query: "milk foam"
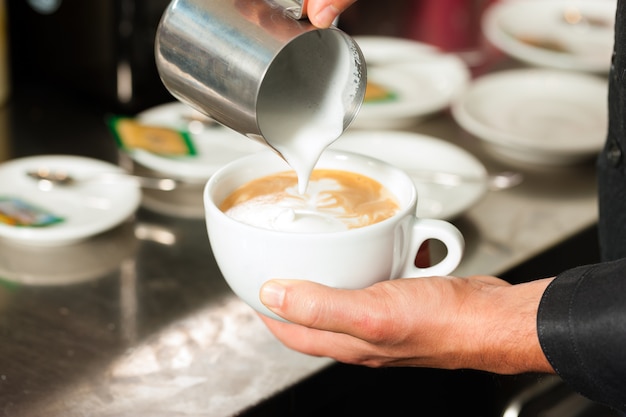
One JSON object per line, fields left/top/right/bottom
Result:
{"left": 225, "top": 200, "right": 349, "bottom": 233}
{"left": 221, "top": 170, "right": 400, "bottom": 233}
{"left": 257, "top": 30, "right": 358, "bottom": 194}
{"left": 225, "top": 178, "right": 349, "bottom": 232}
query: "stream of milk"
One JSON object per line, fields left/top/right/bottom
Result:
{"left": 257, "top": 30, "right": 359, "bottom": 194}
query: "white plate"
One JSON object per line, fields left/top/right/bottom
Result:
{"left": 330, "top": 130, "right": 488, "bottom": 220}
{"left": 353, "top": 35, "right": 441, "bottom": 66}
{"left": 451, "top": 69, "right": 608, "bottom": 166}
{"left": 131, "top": 102, "right": 266, "bottom": 181}
{"left": 482, "top": 0, "right": 616, "bottom": 73}
{"left": 0, "top": 155, "right": 141, "bottom": 246}
{"left": 351, "top": 36, "right": 470, "bottom": 129}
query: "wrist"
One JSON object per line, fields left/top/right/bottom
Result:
{"left": 465, "top": 277, "right": 556, "bottom": 375}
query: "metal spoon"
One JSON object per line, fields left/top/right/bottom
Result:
{"left": 407, "top": 170, "right": 523, "bottom": 191}
{"left": 26, "top": 168, "right": 196, "bottom": 191}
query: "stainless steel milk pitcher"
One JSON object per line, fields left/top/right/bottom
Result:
{"left": 155, "top": 0, "right": 366, "bottom": 149}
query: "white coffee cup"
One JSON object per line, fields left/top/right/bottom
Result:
{"left": 204, "top": 150, "right": 464, "bottom": 319}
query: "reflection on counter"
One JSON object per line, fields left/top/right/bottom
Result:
{"left": 0, "top": 221, "right": 138, "bottom": 286}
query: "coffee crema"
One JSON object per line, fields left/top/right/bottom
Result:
{"left": 220, "top": 169, "right": 400, "bottom": 233}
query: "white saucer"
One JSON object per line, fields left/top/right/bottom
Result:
{"left": 353, "top": 35, "right": 441, "bottom": 66}
{"left": 132, "top": 102, "right": 266, "bottom": 181}
{"left": 0, "top": 155, "right": 141, "bottom": 246}
{"left": 451, "top": 69, "right": 608, "bottom": 166}
{"left": 351, "top": 36, "right": 470, "bottom": 129}
{"left": 330, "top": 130, "right": 488, "bottom": 220}
{"left": 482, "top": 0, "right": 616, "bottom": 73}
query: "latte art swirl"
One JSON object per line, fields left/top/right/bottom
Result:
{"left": 220, "top": 169, "right": 400, "bottom": 233}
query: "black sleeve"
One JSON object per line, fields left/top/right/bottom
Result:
{"left": 537, "top": 258, "right": 626, "bottom": 413}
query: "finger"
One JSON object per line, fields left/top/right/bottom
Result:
{"left": 307, "top": 0, "right": 357, "bottom": 28}
{"left": 260, "top": 279, "right": 396, "bottom": 339}
{"left": 259, "top": 313, "right": 377, "bottom": 363}
{"left": 259, "top": 314, "right": 345, "bottom": 355}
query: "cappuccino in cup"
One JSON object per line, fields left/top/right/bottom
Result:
{"left": 204, "top": 150, "right": 464, "bottom": 320}
{"left": 220, "top": 169, "right": 399, "bottom": 233}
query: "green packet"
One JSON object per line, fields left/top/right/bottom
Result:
{"left": 0, "top": 196, "right": 64, "bottom": 227}
{"left": 108, "top": 116, "right": 197, "bottom": 157}
{"left": 364, "top": 81, "right": 398, "bottom": 104}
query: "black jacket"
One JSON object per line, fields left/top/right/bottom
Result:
{"left": 537, "top": 0, "right": 626, "bottom": 412}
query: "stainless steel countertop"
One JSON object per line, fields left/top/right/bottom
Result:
{"left": 0, "top": 74, "right": 600, "bottom": 416}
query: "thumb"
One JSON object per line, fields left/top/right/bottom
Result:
{"left": 260, "top": 279, "right": 370, "bottom": 333}
{"left": 306, "top": 0, "right": 357, "bottom": 28}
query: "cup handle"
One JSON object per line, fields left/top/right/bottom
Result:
{"left": 399, "top": 218, "right": 464, "bottom": 278}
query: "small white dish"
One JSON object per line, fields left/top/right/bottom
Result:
{"left": 131, "top": 102, "right": 266, "bottom": 181}
{"left": 353, "top": 35, "right": 441, "bottom": 66}
{"left": 351, "top": 36, "right": 470, "bottom": 129}
{"left": 451, "top": 69, "right": 608, "bottom": 166}
{"left": 482, "top": 0, "right": 616, "bottom": 73}
{"left": 330, "top": 130, "right": 488, "bottom": 220}
{"left": 0, "top": 155, "right": 141, "bottom": 246}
